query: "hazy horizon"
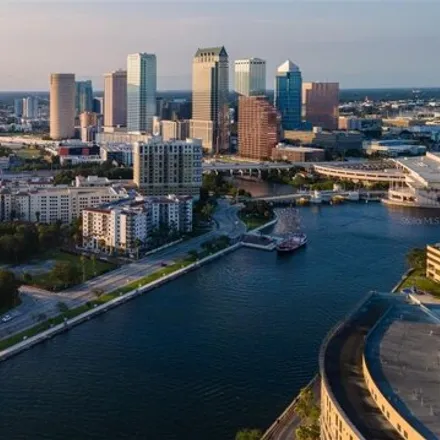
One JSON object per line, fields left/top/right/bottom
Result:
{"left": 1, "top": 1, "right": 439, "bottom": 91}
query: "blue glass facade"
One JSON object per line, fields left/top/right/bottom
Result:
{"left": 275, "top": 67, "right": 302, "bottom": 130}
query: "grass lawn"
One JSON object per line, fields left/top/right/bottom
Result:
{"left": 16, "top": 148, "right": 41, "bottom": 159}
{"left": 0, "top": 315, "right": 65, "bottom": 351}
{"left": 238, "top": 212, "right": 273, "bottom": 231}
{"left": 31, "top": 251, "right": 116, "bottom": 291}
{"left": 399, "top": 268, "right": 440, "bottom": 298}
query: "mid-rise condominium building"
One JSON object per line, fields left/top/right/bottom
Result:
{"left": 50, "top": 73, "right": 76, "bottom": 140}
{"left": 238, "top": 96, "right": 280, "bottom": 160}
{"left": 302, "top": 82, "right": 339, "bottom": 130}
{"left": 133, "top": 137, "right": 202, "bottom": 198}
{"left": 275, "top": 60, "right": 302, "bottom": 131}
{"left": 104, "top": 70, "right": 127, "bottom": 128}
{"left": 190, "top": 46, "right": 229, "bottom": 153}
{"left": 82, "top": 195, "right": 193, "bottom": 255}
{"left": 127, "top": 53, "right": 157, "bottom": 133}
{"left": 234, "top": 58, "right": 266, "bottom": 97}
{"left": 0, "top": 185, "right": 129, "bottom": 224}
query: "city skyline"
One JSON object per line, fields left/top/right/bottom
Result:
{"left": 2, "top": 2, "right": 440, "bottom": 91}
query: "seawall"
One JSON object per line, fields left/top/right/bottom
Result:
{"left": 0, "top": 243, "right": 243, "bottom": 362}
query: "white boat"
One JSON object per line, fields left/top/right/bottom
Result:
{"left": 310, "top": 190, "right": 322, "bottom": 204}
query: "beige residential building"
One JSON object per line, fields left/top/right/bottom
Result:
{"left": 190, "top": 46, "right": 229, "bottom": 153}
{"left": 426, "top": 244, "right": 440, "bottom": 283}
{"left": 104, "top": 70, "right": 127, "bottom": 127}
{"left": 133, "top": 138, "right": 202, "bottom": 198}
{"left": 82, "top": 195, "right": 193, "bottom": 256}
{"left": 161, "top": 120, "right": 190, "bottom": 141}
{"left": 50, "top": 73, "right": 76, "bottom": 140}
{"left": 0, "top": 185, "right": 129, "bottom": 224}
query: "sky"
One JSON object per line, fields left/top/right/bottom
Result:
{"left": 1, "top": 0, "right": 440, "bottom": 91}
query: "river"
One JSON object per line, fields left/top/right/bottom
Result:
{"left": 0, "top": 196, "right": 439, "bottom": 439}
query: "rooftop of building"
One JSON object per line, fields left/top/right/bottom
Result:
{"left": 322, "top": 293, "right": 401, "bottom": 440}
{"left": 365, "top": 301, "right": 440, "bottom": 439}
{"left": 322, "top": 292, "right": 440, "bottom": 440}
{"left": 195, "top": 46, "right": 227, "bottom": 57}
{"left": 394, "top": 152, "right": 440, "bottom": 188}
{"left": 277, "top": 59, "right": 300, "bottom": 74}
{"left": 274, "top": 143, "right": 324, "bottom": 153}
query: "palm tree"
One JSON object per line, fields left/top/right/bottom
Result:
{"left": 80, "top": 255, "right": 86, "bottom": 282}
{"left": 91, "top": 254, "right": 97, "bottom": 276}
{"left": 35, "top": 211, "right": 41, "bottom": 223}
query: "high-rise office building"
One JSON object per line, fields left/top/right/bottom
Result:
{"left": 133, "top": 138, "right": 202, "bottom": 198}
{"left": 50, "top": 73, "right": 76, "bottom": 140}
{"left": 302, "top": 82, "right": 339, "bottom": 130}
{"left": 190, "top": 46, "right": 229, "bottom": 153}
{"left": 234, "top": 58, "right": 266, "bottom": 97}
{"left": 93, "top": 97, "right": 104, "bottom": 115}
{"left": 275, "top": 60, "right": 302, "bottom": 130}
{"left": 22, "top": 97, "right": 38, "bottom": 119}
{"left": 127, "top": 53, "right": 157, "bottom": 133}
{"left": 75, "top": 80, "right": 93, "bottom": 115}
{"left": 14, "top": 99, "right": 23, "bottom": 117}
{"left": 238, "top": 96, "right": 280, "bottom": 160}
{"left": 104, "top": 70, "right": 127, "bottom": 127}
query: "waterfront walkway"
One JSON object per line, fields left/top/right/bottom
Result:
{"left": 0, "top": 200, "right": 247, "bottom": 342}
{"left": 261, "top": 375, "right": 321, "bottom": 440}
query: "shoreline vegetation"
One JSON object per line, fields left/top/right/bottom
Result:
{"left": 238, "top": 201, "right": 274, "bottom": 231}
{"left": 395, "top": 248, "right": 440, "bottom": 298}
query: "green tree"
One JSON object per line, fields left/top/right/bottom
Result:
{"left": 91, "top": 254, "right": 97, "bottom": 276}
{"left": 295, "top": 423, "right": 320, "bottom": 440}
{"left": 296, "top": 388, "right": 320, "bottom": 424}
{"left": 0, "top": 270, "right": 21, "bottom": 309}
{"left": 80, "top": 255, "right": 87, "bottom": 282}
{"left": 51, "top": 261, "right": 80, "bottom": 288}
{"left": 235, "top": 429, "right": 262, "bottom": 440}
{"left": 406, "top": 248, "right": 426, "bottom": 270}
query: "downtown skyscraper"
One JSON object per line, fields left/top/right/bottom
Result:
{"left": 50, "top": 73, "right": 76, "bottom": 140}
{"left": 104, "top": 69, "right": 127, "bottom": 127}
{"left": 302, "top": 82, "right": 339, "bottom": 130}
{"left": 75, "top": 80, "right": 93, "bottom": 115}
{"left": 127, "top": 53, "right": 157, "bottom": 133}
{"left": 190, "top": 46, "right": 229, "bottom": 153}
{"left": 275, "top": 60, "right": 302, "bottom": 131}
{"left": 234, "top": 58, "right": 266, "bottom": 97}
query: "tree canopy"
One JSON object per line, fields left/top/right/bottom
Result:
{"left": 235, "top": 428, "right": 262, "bottom": 440}
{"left": 406, "top": 248, "right": 426, "bottom": 270}
{"left": 0, "top": 270, "right": 21, "bottom": 309}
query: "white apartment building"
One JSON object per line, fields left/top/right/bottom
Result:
{"left": 133, "top": 137, "right": 202, "bottom": 198}
{"left": 234, "top": 58, "right": 266, "bottom": 97}
{"left": 82, "top": 195, "right": 193, "bottom": 255}
{"left": 0, "top": 185, "right": 130, "bottom": 223}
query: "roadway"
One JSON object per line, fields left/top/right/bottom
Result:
{"left": 0, "top": 200, "right": 246, "bottom": 341}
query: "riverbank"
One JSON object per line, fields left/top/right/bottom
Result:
{"left": 0, "top": 204, "right": 437, "bottom": 440}
{"left": 0, "top": 241, "right": 243, "bottom": 360}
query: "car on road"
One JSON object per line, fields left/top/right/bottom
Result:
{"left": 1, "top": 314, "right": 13, "bottom": 323}
{"left": 160, "top": 262, "right": 168, "bottom": 267}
